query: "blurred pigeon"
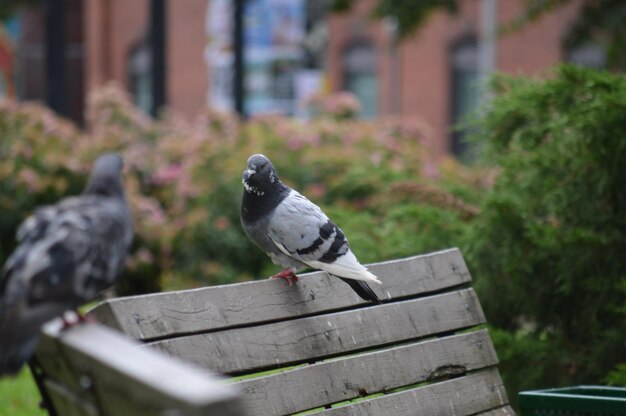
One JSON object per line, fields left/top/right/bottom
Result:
{"left": 240, "top": 154, "right": 381, "bottom": 302}
{"left": 0, "top": 153, "right": 134, "bottom": 376}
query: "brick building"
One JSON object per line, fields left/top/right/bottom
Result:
{"left": 7, "top": 0, "right": 600, "bottom": 158}
{"left": 326, "top": 0, "right": 596, "bottom": 158}
{"left": 84, "top": 0, "right": 207, "bottom": 119}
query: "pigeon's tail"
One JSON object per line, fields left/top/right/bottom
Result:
{"left": 0, "top": 331, "right": 40, "bottom": 377}
{"left": 0, "top": 302, "right": 49, "bottom": 377}
{"left": 338, "top": 277, "right": 381, "bottom": 303}
{"left": 308, "top": 251, "right": 382, "bottom": 285}
{"left": 0, "top": 305, "right": 39, "bottom": 377}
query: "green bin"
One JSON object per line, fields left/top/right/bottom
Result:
{"left": 519, "top": 386, "right": 626, "bottom": 415}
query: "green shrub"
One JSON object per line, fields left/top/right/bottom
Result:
{"left": 607, "top": 364, "right": 626, "bottom": 386}
{"left": 465, "top": 65, "right": 626, "bottom": 399}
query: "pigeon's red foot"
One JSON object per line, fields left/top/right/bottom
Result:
{"left": 61, "top": 317, "right": 73, "bottom": 330}
{"left": 61, "top": 312, "right": 96, "bottom": 330}
{"left": 270, "top": 269, "right": 299, "bottom": 286}
{"left": 77, "top": 314, "right": 97, "bottom": 324}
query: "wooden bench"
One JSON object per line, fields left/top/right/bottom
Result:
{"left": 33, "top": 248, "right": 515, "bottom": 415}
{"left": 31, "top": 321, "right": 243, "bottom": 415}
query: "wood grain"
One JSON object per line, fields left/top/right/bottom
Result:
{"left": 89, "top": 249, "right": 471, "bottom": 341}
{"left": 476, "top": 406, "right": 517, "bottom": 416}
{"left": 237, "top": 330, "right": 498, "bottom": 415}
{"left": 43, "top": 379, "right": 98, "bottom": 416}
{"left": 149, "top": 288, "right": 486, "bottom": 374}
{"left": 32, "top": 249, "right": 517, "bottom": 416}
{"left": 34, "top": 322, "right": 244, "bottom": 416}
{"left": 317, "top": 369, "right": 509, "bottom": 416}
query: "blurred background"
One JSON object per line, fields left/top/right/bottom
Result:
{"left": 1, "top": 0, "right": 626, "bottom": 413}
{"left": 0, "top": 0, "right": 611, "bottom": 156}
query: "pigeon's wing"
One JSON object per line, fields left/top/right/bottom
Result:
{"left": 267, "top": 191, "right": 381, "bottom": 285}
{"left": 0, "top": 195, "right": 132, "bottom": 376}
{"left": 3, "top": 195, "right": 131, "bottom": 307}
{"left": 0, "top": 200, "right": 83, "bottom": 375}
{"left": 49, "top": 196, "right": 133, "bottom": 301}
{"left": 267, "top": 191, "right": 334, "bottom": 262}
{"left": 1, "top": 202, "right": 61, "bottom": 303}
{"left": 0, "top": 201, "right": 75, "bottom": 376}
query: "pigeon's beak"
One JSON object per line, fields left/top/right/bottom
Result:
{"left": 242, "top": 169, "right": 255, "bottom": 182}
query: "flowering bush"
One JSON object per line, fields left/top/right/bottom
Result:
{"left": 0, "top": 83, "right": 484, "bottom": 294}
{"left": 306, "top": 91, "right": 362, "bottom": 120}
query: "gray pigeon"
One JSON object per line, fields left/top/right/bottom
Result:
{"left": 0, "top": 153, "right": 133, "bottom": 376}
{"left": 240, "top": 154, "right": 381, "bottom": 302}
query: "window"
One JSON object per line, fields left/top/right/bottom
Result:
{"left": 343, "top": 41, "right": 378, "bottom": 118}
{"left": 129, "top": 40, "right": 152, "bottom": 114}
{"left": 566, "top": 42, "right": 606, "bottom": 69}
{"left": 450, "top": 37, "right": 479, "bottom": 160}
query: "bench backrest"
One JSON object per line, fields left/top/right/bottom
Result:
{"left": 89, "top": 248, "right": 515, "bottom": 415}
{"left": 32, "top": 322, "right": 243, "bottom": 416}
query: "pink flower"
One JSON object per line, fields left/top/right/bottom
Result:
{"left": 136, "top": 248, "right": 154, "bottom": 264}
{"left": 287, "top": 137, "right": 304, "bottom": 150}
{"left": 305, "top": 134, "right": 321, "bottom": 146}
{"left": 152, "top": 164, "right": 183, "bottom": 185}
{"left": 18, "top": 146, "right": 33, "bottom": 160}
{"left": 370, "top": 153, "right": 383, "bottom": 165}
{"left": 18, "top": 168, "right": 41, "bottom": 192}
{"left": 422, "top": 162, "right": 440, "bottom": 180}
{"left": 214, "top": 216, "right": 230, "bottom": 231}
{"left": 306, "top": 91, "right": 362, "bottom": 120}
{"left": 306, "top": 183, "right": 327, "bottom": 199}
{"left": 135, "top": 197, "right": 167, "bottom": 226}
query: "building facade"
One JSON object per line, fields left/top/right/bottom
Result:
{"left": 326, "top": 0, "right": 590, "bottom": 158}
{"left": 84, "top": 0, "right": 208, "bottom": 118}
{"left": 3, "top": 0, "right": 599, "bottom": 158}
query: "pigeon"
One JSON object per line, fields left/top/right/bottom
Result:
{"left": 0, "top": 153, "right": 134, "bottom": 376}
{"left": 240, "top": 154, "right": 382, "bottom": 302}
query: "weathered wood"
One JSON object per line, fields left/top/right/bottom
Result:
{"left": 88, "top": 249, "right": 470, "bottom": 341}
{"left": 317, "top": 369, "right": 508, "bottom": 416}
{"left": 33, "top": 249, "right": 515, "bottom": 416}
{"left": 237, "top": 329, "right": 498, "bottom": 415}
{"left": 43, "top": 379, "right": 98, "bottom": 416}
{"left": 476, "top": 406, "right": 517, "bottom": 416}
{"left": 150, "top": 288, "right": 485, "bottom": 374}
{"left": 35, "top": 322, "right": 244, "bottom": 416}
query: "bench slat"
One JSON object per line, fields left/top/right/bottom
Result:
{"left": 43, "top": 379, "right": 98, "bottom": 416}
{"left": 317, "top": 368, "right": 508, "bottom": 416}
{"left": 89, "top": 249, "right": 470, "bottom": 341}
{"left": 34, "top": 322, "right": 244, "bottom": 416}
{"left": 237, "top": 329, "right": 498, "bottom": 415}
{"left": 150, "top": 288, "right": 485, "bottom": 375}
{"left": 476, "top": 405, "right": 517, "bottom": 415}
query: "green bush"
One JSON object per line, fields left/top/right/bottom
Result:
{"left": 607, "top": 364, "right": 626, "bottom": 386}
{"left": 465, "top": 65, "right": 626, "bottom": 402}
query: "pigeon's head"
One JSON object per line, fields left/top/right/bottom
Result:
{"left": 84, "top": 153, "right": 126, "bottom": 197}
{"left": 242, "top": 154, "right": 280, "bottom": 196}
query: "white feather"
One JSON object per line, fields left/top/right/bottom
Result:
{"left": 272, "top": 235, "right": 381, "bottom": 284}
{"left": 308, "top": 250, "right": 382, "bottom": 285}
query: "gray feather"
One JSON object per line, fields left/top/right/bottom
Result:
{"left": 242, "top": 212, "right": 306, "bottom": 270}
{"left": 0, "top": 153, "right": 133, "bottom": 376}
{"left": 267, "top": 190, "right": 344, "bottom": 264}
